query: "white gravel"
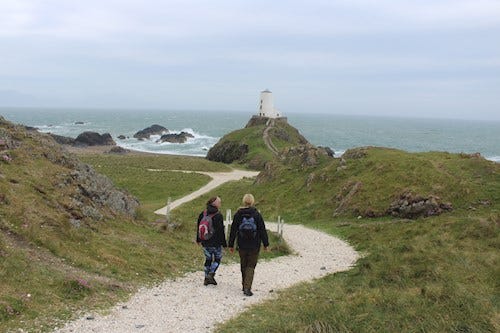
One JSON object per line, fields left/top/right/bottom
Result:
{"left": 54, "top": 223, "right": 359, "bottom": 333}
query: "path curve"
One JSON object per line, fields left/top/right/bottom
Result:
{"left": 154, "top": 169, "right": 260, "bottom": 215}
{"left": 54, "top": 169, "right": 359, "bottom": 333}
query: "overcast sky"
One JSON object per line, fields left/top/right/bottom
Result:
{"left": 1, "top": 0, "right": 499, "bottom": 120}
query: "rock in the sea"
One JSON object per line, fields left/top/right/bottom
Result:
{"left": 206, "top": 141, "right": 249, "bottom": 164}
{"left": 117, "top": 135, "right": 127, "bottom": 140}
{"left": 133, "top": 124, "right": 168, "bottom": 140}
{"left": 75, "top": 132, "right": 116, "bottom": 146}
{"left": 387, "top": 192, "right": 453, "bottom": 218}
{"left": 157, "top": 132, "right": 194, "bottom": 143}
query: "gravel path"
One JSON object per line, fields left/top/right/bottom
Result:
{"left": 154, "top": 169, "right": 260, "bottom": 215}
{"left": 54, "top": 170, "right": 359, "bottom": 333}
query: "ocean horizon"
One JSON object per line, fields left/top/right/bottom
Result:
{"left": 1, "top": 107, "right": 499, "bottom": 162}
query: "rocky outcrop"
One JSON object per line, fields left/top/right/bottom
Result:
{"left": 319, "top": 146, "right": 335, "bottom": 157}
{"left": 157, "top": 132, "right": 194, "bottom": 143}
{"left": 133, "top": 124, "right": 168, "bottom": 140}
{"left": 0, "top": 116, "right": 139, "bottom": 221}
{"left": 75, "top": 132, "right": 116, "bottom": 146}
{"left": 387, "top": 192, "right": 453, "bottom": 218}
{"left": 245, "top": 115, "right": 288, "bottom": 128}
{"left": 206, "top": 141, "right": 249, "bottom": 164}
{"left": 343, "top": 147, "right": 368, "bottom": 159}
{"left": 69, "top": 163, "right": 139, "bottom": 218}
{"left": 280, "top": 144, "right": 332, "bottom": 167}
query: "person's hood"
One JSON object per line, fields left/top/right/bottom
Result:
{"left": 239, "top": 207, "right": 257, "bottom": 215}
{"left": 206, "top": 204, "right": 219, "bottom": 214}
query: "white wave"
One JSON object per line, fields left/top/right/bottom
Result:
{"left": 335, "top": 150, "right": 345, "bottom": 158}
{"left": 486, "top": 156, "right": 500, "bottom": 163}
{"left": 171, "top": 128, "right": 214, "bottom": 139}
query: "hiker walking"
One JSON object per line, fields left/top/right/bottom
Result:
{"left": 197, "top": 196, "right": 227, "bottom": 286}
{"left": 229, "top": 194, "right": 269, "bottom": 296}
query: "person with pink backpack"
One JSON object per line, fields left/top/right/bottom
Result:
{"left": 196, "top": 196, "right": 227, "bottom": 286}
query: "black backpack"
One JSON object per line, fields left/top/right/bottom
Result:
{"left": 239, "top": 214, "right": 257, "bottom": 239}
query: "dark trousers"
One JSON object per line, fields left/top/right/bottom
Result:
{"left": 238, "top": 248, "right": 259, "bottom": 290}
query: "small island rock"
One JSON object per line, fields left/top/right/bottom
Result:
{"left": 133, "top": 124, "right": 168, "bottom": 140}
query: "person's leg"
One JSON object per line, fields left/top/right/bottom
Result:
{"left": 203, "top": 247, "right": 213, "bottom": 285}
{"left": 207, "top": 246, "right": 222, "bottom": 285}
{"left": 243, "top": 249, "right": 259, "bottom": 295}
{"left": 209, "top": 246, "right": 222, "bottom": 273}
{"left": 239, "top": 249, "right": 249, "bottom": 291}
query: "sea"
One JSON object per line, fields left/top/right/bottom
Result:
{"left": 1, "top": 108, "right": 499, "bottom": 162}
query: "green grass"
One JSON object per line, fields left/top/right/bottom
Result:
{"left": 217, "top": 213, "right": 499, "bottom": 333}
{"left": 79, "top": 154, "right": 219, "bottom": 211}
{"left": 210, "top": 149, "right": 500, "bottom": 333}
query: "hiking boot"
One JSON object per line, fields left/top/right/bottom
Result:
{"left": 204, "top": 277, "right": 210, "bottom": 286}
{"left": 208, "top": 272, "right": 217, "bottom": 285}
{"left": 243, "top": 289, "right": 253, "bottom": 296}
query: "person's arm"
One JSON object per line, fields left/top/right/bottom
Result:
{"left": 257, "top": 212, "right": 269, "bottom": 248}
{"left": 196, "top": 212, "right": 203, "bottom": 244}
{"left": 216, "top": 213, "right": 227, "bottom": 247}
{"left": 228, "top": 212, "right": 239, "bottom": 251}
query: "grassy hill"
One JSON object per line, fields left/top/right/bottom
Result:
{"left": 206, "top": 116, "right": 310, "bottom": 169}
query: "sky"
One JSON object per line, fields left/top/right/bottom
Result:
{"left": 0, "top": 0, "right": 499, "bottom": 120}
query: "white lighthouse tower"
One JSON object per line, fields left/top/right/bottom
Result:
{"left": 258, "top": 89, "right": 281, "bottom": 118}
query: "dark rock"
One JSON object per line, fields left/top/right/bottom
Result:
{"left": 74, "top": 121, "right": 85, "bottom": 125}
{"left": 75, "top": 132, "right": 116, "bottom": 146}
{"left": 157, "top": 131, "right": 194, "bottom": 144}
{"left": 133, "top": 124, "right": 168, "bottom": 140}
{"left": 319, "top": 146, "right": 335, "bottom": 157}
{"left": 387, "top": 192, "right": 453, "bottom": 218}
{"left": 24, "top": 126, "right": 38, "bottom": 131}
{"left": 206, "top": 141, "right": 249, "bottom": 164}
{"left": 107, "top": 146, "right": 129, "bottom": 154}
{"left": 117, "top": 135, "right": 127, "bottom": 140}
{"left": 49, "top": 133, "right": 76, "bottom": 145}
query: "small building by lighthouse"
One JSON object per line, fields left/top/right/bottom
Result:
{"left": 258, "top": 89, "right": 282, "bottom": 118}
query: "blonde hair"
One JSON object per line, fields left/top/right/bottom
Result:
{"left": 241, "top": 193, "right": 255, "bottom": 208}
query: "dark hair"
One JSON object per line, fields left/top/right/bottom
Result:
{"left": 206, "top": 196, "right": 218, "bottom": 205}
